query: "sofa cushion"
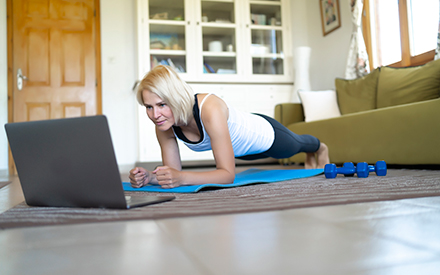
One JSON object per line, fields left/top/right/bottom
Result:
{"left": 377, "top": 58, "right": 440, "bottom": 108}
{"left": 298, "top": 90, "right": 341, "bottom": 122}
{"left": 335, "top": 68, "right": 380, "bottom": 115}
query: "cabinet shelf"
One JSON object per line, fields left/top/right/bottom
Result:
{"left": 201, "top": 22, "right": 236, "bottom": 28}
{"left": 251, "top": 53, "right": 284, "bottom": 59}
{"left": 203, "top": 51, "right": 236, "bottom": 57}
{"left": 250, "top": 25, "right": 283, "bottom": 31}
{"left": 202, "top": 0, "right": 234, "bottom": 3}
{"left": 149, "top": 19, "right": 186, "bottom": 26}
{"left": 150, "top": 49, "right": 186, "bottom": 56}
{"left": 249, "top": 0, "right": 281, "bottom": 6}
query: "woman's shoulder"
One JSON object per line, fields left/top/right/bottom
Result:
{"left": 199, "top": 94, "right": 228, "bottom": 121}
{"left": 199, "top": 93, "right": 227, "bottom": 107}
{"left": 195, "top": 93, "right": 210, "bottom": 102}
{"left": 197, "top": 93, "right": 225, "bottom": 104}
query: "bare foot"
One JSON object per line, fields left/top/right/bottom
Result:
{"left": 305, "top": 153, "right": 317, "bottom": 169}
{"left": 316, "top": 143, "right": 330, "bottom": 168}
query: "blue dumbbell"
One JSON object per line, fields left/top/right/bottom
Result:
{"left": 324, "top": 162, "right": 356, "bottom": 178}
{"left": 356, "top": 161, "right": 387, "bottom": 178}
{"left": 342, "top": 162, "right": 355, "bottom": 177}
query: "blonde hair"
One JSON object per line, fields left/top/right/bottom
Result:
{"left": 136, "top": 65, "right": 195, "bottom": 125}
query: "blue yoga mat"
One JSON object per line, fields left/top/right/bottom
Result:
{"left": 122, "top": 168, "right": 324, "bottom": 193}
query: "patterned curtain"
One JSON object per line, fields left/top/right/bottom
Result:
{"left": 345, "top": 0, "right": 370, "bottom": 79}
{"left": 436, "top": 0, "right": 440, "bottom": 60}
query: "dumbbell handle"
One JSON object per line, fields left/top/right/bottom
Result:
{"left": 338, "top": 167, "right": 356, "bottom": 174}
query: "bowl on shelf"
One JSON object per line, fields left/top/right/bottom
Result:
{"left": 209, "top": 41, "right": 223, "bottom": 52}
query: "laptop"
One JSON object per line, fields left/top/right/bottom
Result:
{"left": 4, "top": 115, "right": 175, "bottom": 209}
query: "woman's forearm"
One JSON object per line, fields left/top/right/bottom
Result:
{"left": 180, "top": 168, "right": 235, "bottom": 185}
{"left": 153, "top": 166, "right": 235, "bottom": 188}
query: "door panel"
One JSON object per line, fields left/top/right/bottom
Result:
{"left": 13, "top": 0, "right": 98, "bottom": 122}
{"left": 27, "top": 28, "right": 51, "bottom": 86}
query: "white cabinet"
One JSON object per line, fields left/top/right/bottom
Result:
{"left": 136, "top": 0, "right": 294, "bottom": 163}
{"left": 136, "top": 0, "right": 293, "bottom": 83}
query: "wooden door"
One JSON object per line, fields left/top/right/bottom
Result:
{"left": 11, "top": 0, "right": 101, "bottom": 122}
{"left": 8, "top": 0, "right": 101, "bottom": 174}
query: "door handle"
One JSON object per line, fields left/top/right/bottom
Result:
{"left": 17, "top": 68, "right": 28, "bottom": 91}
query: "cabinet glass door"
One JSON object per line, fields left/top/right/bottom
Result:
{"left": 249, "top": 0, "right": 284, "bottom": 75}
{"left": 201, "top": 0, "right": 237, "bottom": 74}
{"left": 149, "top": 0, "right": 187, "bottom": 72}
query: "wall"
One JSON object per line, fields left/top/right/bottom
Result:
{"left": 100, "top": 0, "right": 138, "bottom": 173}
{"left": 0, "top": 0, "right": 7, "bottom": 176}
{"left": 306, "top": 0, "right": 352, "bottom": 90}
{"left": 290, "top": 0, "right": 310, "bottom": 49}
{"left": 291, "top": 0, "right": 352, "bottom": 91}
{"left": 0, "top": 0, "right": 353, "bottom": 175}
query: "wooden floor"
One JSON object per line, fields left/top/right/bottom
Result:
{"left": 1, "top": 165, "right": 440, "bottom": 275}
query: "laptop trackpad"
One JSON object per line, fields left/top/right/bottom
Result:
{"left": 125, "top": 195, "right": 175, "bottom": 209}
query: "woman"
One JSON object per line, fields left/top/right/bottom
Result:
{"left": 129, "top": 65, "right": 329, "bottom": 189}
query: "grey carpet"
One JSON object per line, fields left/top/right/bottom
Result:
{"left": 1, "top": 169, "right": 440, "bottom": 229}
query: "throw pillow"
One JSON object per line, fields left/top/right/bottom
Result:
{"left": 298, "top": 90, "right": 341, "bottom": 122}
{"left": 335, "top": 68, "right": 380, "bottom": 115}
{"left": 377, "top": 58, "right": 440, "bottom": 108}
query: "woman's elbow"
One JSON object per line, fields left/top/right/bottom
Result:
{"left": 225, "top": 172, "right": 235, "bottom": 184}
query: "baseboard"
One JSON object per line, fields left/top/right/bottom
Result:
{"left": 0, "top": 169, "right": 8, "bottom": 177}
{"left": 135, "top": 158, "right": 279, "bottom": 171}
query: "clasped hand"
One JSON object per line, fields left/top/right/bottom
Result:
{"left": 129, "top": 166, "right": 183, "bottom": 189}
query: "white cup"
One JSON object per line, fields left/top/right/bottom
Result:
{"left": 209, "top": 41, "right": 223, "bottom": 52}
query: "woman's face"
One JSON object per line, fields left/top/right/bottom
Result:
{"left": 142, "top": 90, "right": 175, "bottom": 131}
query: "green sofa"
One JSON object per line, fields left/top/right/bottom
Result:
{"left": 275, "top": 59, "right": 440, "bottom": 165}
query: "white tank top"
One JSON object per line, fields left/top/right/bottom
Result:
{"left": 173, "top": 94, "right": 274, "bottom": 157}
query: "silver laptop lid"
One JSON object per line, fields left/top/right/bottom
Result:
{"left": 5, "top": 116, "right": 129, "bottom": 208}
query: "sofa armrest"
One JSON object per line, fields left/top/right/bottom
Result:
{"left": 274, "top": 103, "right": 305, "bottom": 126}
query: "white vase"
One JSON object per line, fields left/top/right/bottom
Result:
{"left": 292, "top": 46, "right": 312, "bottom": 102}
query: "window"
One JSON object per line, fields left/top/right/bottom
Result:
{"left": 363, "top": 0, "right": 439, "bottom": 68}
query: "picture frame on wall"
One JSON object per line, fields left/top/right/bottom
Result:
{"left": 319, "top": 0, "right": 341, "bottom": 36}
